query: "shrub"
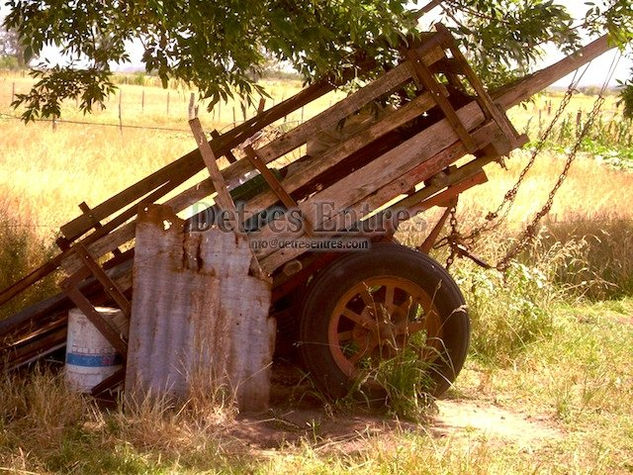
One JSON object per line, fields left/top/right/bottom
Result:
{"left": 0, "top": 210, "right": 57, "bottom": 320}
{"left": 454, "top": 261, "right": 557, "bottom": 366}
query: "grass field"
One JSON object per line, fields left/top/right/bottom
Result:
{"left": 1, "top": 73, "right": 633, "bottom": 473}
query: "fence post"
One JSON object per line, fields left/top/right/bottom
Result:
{"left": 11, "top": 82, "right": 15, "bottom": 104}
{"left": 232, "top": 106, "right": 236, "bottom": 128}
{"left": 166, "top": 91, "right": 170, "bottom": 115}
{"left": 52, "top": 117, "right": 57, "bottom": 131}
{"left": 141, "top": 90, "right": 145, "bottom": 113}
{"left": 118, "top": 91, "right": 123, "bottom": 134}
{"left": 576, "top": 109, "right": 582, "bottom": 137}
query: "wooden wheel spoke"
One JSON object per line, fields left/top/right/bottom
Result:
{"left": 337, "top": 330, "right": 354, "bottom": 342}
{"left": 359, "top": 287, "right": 375, "bottom": 308}
{"left": 341, "top": 308, "right": 376, "bottom": 330}
{"left": 384, "top": 284, "right": 395, "bottom": 309}
{"left": 349, "top": 338, "right": 378, "bottom": 365}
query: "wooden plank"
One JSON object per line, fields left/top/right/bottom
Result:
{"left": 244, "top": 146, "right": 313, "bottom": 236}
{"left": 0, "top": 259, "right": 133, "bottom": 340}
{"left": 61, "top": 285, "right": 128, "bottom": 356}
{"left": 245, "top": 91, "right": 436, "bottom": 212}
{"left": 211, "top": 129, "right": 237, "bottom": 163}
{"left": 435, "top": 23, "right": 521, "bottom": 147}
{"left": 419, "top": 206, "right": 453, "bottom": 253}
{"left": 255, "top": 45, "right": 446, "bottom": 164}
{"left": 60, "top": 80, "right": 335, "bottom": 241}
{"left": 494, "top": 35, "right": 611, "bottom": 109}
{"left": 406, "top": 49, "right": 476, "bottom": 153}
{"left": 253, "top": 102, "right": 494, "bottom": 270}
{"left": 189, "top": 118, "right": 239, "bottom": 215}
{"left": 62, "top": 90, "right": 438, "bottom": 273}
{"left": 78, "top": 202, "right": 123, "bottom": 257}
{"left": 91, "top": 367, "right": 125, "bottom": 396}
{"left": 245, "top": 146, "right": 298, "bottom": 211}
{"left": 73, "top": 243, "right": 132, "bottom": 317}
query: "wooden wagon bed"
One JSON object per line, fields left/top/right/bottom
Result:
{"left": 0, "top": 26, "right": 611, "bottom": 391}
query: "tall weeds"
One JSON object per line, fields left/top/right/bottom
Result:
{"left": 0, "top": 207, "right": 57, "bottom": 320}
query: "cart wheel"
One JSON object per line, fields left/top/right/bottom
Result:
{"left": 298, "top": 243, "right": 469, "bottom": 399}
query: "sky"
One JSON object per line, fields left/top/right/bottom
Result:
{"left": 1, "top": 1, "right": 631, "bottom": 87}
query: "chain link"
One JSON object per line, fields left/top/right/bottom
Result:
{"left": 460, "top": 83, "right": 578, "bottom": 248}
{"left": 495, "top": 94, "right": 606, "bottom": 271}
{"left": 445, "top": 203, "right": 460, "bottom": 270}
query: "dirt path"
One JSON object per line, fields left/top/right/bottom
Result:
{"left": 229, "top": 396, "right": 562, "bottom": 452}
{"left": 433, "top": 399, "right": 562, "bottom": 447}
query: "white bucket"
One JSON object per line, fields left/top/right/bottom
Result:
{"left": 65, "top": 307, "right": 128, "bottom": 392}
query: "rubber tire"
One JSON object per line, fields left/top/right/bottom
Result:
{"left": 298, "top": 243, "right": 469, "bottom": 399}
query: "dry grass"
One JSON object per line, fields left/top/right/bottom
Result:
{"left": 1, "top": 75, "right": 633, "bottom": 473}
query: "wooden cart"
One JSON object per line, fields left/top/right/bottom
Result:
{"left": 0, "top": 27, "right": 612, "bottom": 398}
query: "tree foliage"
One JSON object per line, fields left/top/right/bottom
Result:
{"left": 0, "top": 23, "right": 24, "bottom": 67}
{"left": 2, "top": 0, "right": 633, "bottom": 121}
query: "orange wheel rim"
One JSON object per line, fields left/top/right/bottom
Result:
{"left": 327, "top": 275, "right": 442, "bottom": 377}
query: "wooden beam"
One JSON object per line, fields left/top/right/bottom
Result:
{"left": 435, "top": 23, "right": 521, "bottom": 147}
{"left": 406, "top": 49, "right": 477, "bottom": 153}
{"left": 72, "top": 243, "right": 132, "bottom": 318}
{"left": 61, "top": 285, "right": 128, "bottom": 356}
{"left": 494, "top": 35, "right": 612, "bottom": 109}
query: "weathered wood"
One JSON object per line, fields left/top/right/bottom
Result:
{"left": 435, "top": 23, "right": 521, "bottom": 147}
{"left": 494, "top": 35, "right": 611, "bottom": 109}
{"left": 61, "top": 90, "right": 438, "bottom": 274}
{"left": 419, "top": 206, "right": 453, "bottom": 253}
{"left": 61, "top": 286, "right": 128, "bottom": 356}
{"left": 254, "top": 109, "right": 504, "bottom": 271}
{"left": 407, "top": 49, "right": 476, "bottom": 152}
{"left": 126, "top": 205, "right": 274, "bottom": 411}
{"left": 189, "top": 118, "right": 239, "bottom": 215}
{"left": 255, "top": 45, "right": 446, "bottom": 164}
{"left": 60, "top": 80, "right": 336, "bottom": 242}
{"left": 91, "top": 367, "right": 125, "bottom": 396}
{"left": 0, "top": 259, "right": 133, "bottom": 340}
{"left": 73, "top": 243, "right": 132, "bottom": 317}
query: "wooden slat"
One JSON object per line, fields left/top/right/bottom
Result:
{"left": 494, "top": 35, "right": 611, "bottom": 109}
{"left": 255, "top": 44, "right": 447, "bottom": 164}
{"left": 419, "top": 206, "right": 453, "bottom": 253}
{"left": 0, "top": 259, "right": 133, "bottom": 339}
{"left": 91, "top": 368, "right": 125, "bottom": 396}
{"left": 78, "top": 202, "right": 123, "bottom": 257}
{"left": 60, "top": 80, "right": 335, "bottom": 241}
{"left": 406, "top": 49, "right": 476, "bottom": 153}
{"left": 61, "top": 90, "right": 438, "bottom": 274}
{"left": 62, "top": 285, "right": 128, "bottom": 356}
{"left": 435, "top": 23, "right": 521, "bottom": 147}
{"left": 211, "top": 129, "right": 237, "bottom": 163}
{"left": 73, "top": 243, "right": 132, "bottom": 317}
{"left": 244, "top": 146, "right": 314, "bottom": 236}
{"left": 253, "top": 102, "right": 495, "bottom": 269}
{"left": 190, "top": 118, "right": 239, "bottom": 215}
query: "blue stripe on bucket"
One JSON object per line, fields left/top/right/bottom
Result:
{"left": 66, "top": 353, "right": 122, "bottom": 367}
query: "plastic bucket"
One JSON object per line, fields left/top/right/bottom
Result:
{"left": 65, "top": 307, "right": 128, "bottom": 392}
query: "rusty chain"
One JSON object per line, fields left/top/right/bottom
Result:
{"left": 460, "top": 79, "right": 580, "bottom": 248}
{"left": 495, "top": 94, "right": 606, "bottom": 271}
{"left": 436, "top": 61, "right": 615, "bottom": 273}
{"left": 445, "top": 203, "right": 460, "bottom": 270}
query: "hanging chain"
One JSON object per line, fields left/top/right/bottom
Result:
{"left": 445, "top": 203, "right": 460, "bottom": 270}
{"left": 460, "top": 81, "right": 579, "bottom": 248}
{"left": 495, "top": 94, "right": 606, "bottom": 271}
